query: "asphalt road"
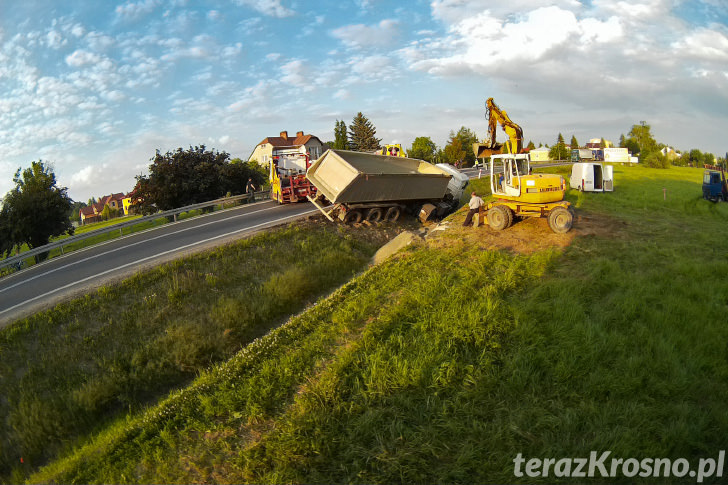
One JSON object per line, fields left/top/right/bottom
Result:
{"left": 0, "top": 200, "right": 318, "bottom": 326}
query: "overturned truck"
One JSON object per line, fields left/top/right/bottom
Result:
{"left": 307, "top": 149, "right": 470, "bottom": 224}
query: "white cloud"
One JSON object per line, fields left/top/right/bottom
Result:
{"left": 222, "top": 42, "right": 243, "bottom": 57}
{"left": 102, "top": 90, "right": 126, "bottom": 102}
{"left": 331, "top": 19, "right": 401, "bottom": 49}
{"left": 280, "top": 59, "right": 313, "bottom": 90}
{"left": 70, "top": 24, "right": 86, "bottom": 37}
{"left": 86, "top": 32, "right": 115, "bottom": 51}
{"left": 672, "top": 28, "right": 728, "bottom": 61}
{"left": 227, "top": 80, "right": 272, "bottom": 112}
{"left": 46, "top": 30, "right": 65, "bottom": 49}
{"left": 65, "top": 50, "right": 101, "bottom": 67}
{"left": 333, "top": 89, "right": 350, "bottom": 100}
{"left": 233, "top": 0, "right": 294, "bottom": 18}
{"left": 115, "top": 0, "right": 159, "bottom": 20}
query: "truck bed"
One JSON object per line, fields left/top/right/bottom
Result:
{"left": 306, "top": 150, "right": 452, "bottom": 204}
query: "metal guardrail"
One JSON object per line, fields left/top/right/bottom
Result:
{"left": 0, "top": 190, "right": 270, "bottom": 273}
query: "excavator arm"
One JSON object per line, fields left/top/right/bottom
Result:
{"left": 473, "top": 98, "right": 524, "bottom": 159}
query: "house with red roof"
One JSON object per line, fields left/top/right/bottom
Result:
{"left": 79, "top": 192, "right": 129, "bottom": 225}
{"left": 247, "top": 130, "right": 326, "bottom": 168}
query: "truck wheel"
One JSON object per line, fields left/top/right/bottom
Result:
{"left": 366, "top": 208, "right": 383, "bottom": 223}
{"left": 385, "top": 206, "right": 401, "bottom": 222}
{"left": 343, "top": 210, "right": 362, "bottom": 224}
{"left": 548, "top": 207, "right": 573, "bottom": 233}
{"left": 487, "top": 206, "right": 510, "bottom": 231}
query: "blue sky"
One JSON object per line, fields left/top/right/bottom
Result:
{"left": 1, "top": 0, "right": 727, "bottom": 202}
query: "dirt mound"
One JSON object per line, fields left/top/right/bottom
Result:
{"left": 426, "top": 208, "right": 627, "bottom": 255}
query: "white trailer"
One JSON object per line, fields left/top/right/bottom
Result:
{"left": 570, "top": 162, "right": 614, "bottom": 192}
{"left": 603, "top": 147, "right": 630, "bottom": 164}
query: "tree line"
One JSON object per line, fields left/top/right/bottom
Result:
{"left": 332, "top": 113, "right": 726, "bottom": 170}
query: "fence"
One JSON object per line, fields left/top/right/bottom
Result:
{"left": 0, "top": 190, "right": 270, "bottom": 273}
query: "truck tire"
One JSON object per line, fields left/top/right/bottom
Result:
{"left": 547, "top": 207, "right": 573, "bottom": 233}
{"left": 366, "top": 208, "right": 383, "bottom": 223}
{"left": 385, "top": 206, "right": 401, "bottom": 222}
{"left": 487, "top": 205, "right": 510, "bottom": 231}
{"left": 343, "top": 210, "right": 362, "bottom": 224}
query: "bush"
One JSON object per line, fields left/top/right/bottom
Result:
{"left": 643, "top": 151, "right": 670, "bottom": 168}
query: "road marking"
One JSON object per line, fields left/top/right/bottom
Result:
{"left": 0, "top": 208, "right": 318, "bottom": 317}
{"left": 0, "top": 203, "right": 297, "bottom": 295}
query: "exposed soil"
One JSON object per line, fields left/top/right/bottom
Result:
{"left": 425, "top": 206, "right": 630, "bottom": 255}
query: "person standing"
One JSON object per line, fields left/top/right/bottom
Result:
{"left": 463, "top": 191, "right": 484, "bottom": 227}
{"left": 246, "top": 178, "right": 257, "bottom": 203}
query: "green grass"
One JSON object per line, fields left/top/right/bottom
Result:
{"left": 17, "top": 165, "right": 728, "bottom": 483}
{"left": 0, "top": 221, "right": 391, "bottom": 483}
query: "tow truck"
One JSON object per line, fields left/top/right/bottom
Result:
{"left": 270, "top": 152, "right": 317, "bottom": 204}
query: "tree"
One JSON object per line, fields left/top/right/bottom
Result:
{"left": 626, "top": 122, "right": 658, "bottom": 162}
{"left": 442, "top": 133, "right": 466, "bottom": 166}
{"left": 549, "top": 133, "right": 569, "bottom": 160}
{"left": 348, "top": 113, "right": 381, "bottom": 151}
{"left": 526, "top": 140, "right": 536, "bottom": 150}
{"left": 408, "top": 136, "right": 437, "bottom": 162}
{"left": 101, "top": 203, "right": 112, "bottom": 221}
{"left": 619, "top": 134, "right": 626, "bottom": 148}
{"left": 332, "top": 120, "right": 349, "bottom": 150}
{"left": 134, "top": 145, "right": 265, "bottom": 213}
{"left": 570, "top": 135, "right": 579, "bottom": 149}
{"left": 0, "top": 160, "right": 74, "bottom": 260}
{"left": 71, "top": 201, "right": 86, "bottom": 222}
{"left": 600, "top": 137, "right": 607, "bottom": 148}
{"left": 452, "top": 126, "right": 479, "bottom": 167}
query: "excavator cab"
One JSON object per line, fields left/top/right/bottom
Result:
{"left": 491, "top": 154, "right": 530, "bottom": 198}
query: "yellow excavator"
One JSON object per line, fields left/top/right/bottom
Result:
{"left": 378, "top": 144, "right": 406, "bottom": 157}
{"left": 472, "top": 98, "right": 573, "bottom": 233}
{"left": 472, "top": 97, "right": 524, "bottom": 159}
{"left": 484, "top": 153, "right": 572, "bottom": 233}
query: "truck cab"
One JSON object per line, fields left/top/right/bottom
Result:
{"left": 703, "top": 169, "right": 727, "bottom": 202}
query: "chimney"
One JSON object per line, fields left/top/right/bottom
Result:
{"left": 280, "top": 131, "right": 288, "bottom": 139}
{"left": 296, "top": 131, "right": 304, "bottom": 137}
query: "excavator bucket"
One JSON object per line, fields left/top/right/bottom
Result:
{"left": 473, "top": 142, "right": 502, "bottom": 159}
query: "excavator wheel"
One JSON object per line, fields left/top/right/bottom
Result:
{"left": 343, "top": 210, "right": 363, "bottom": 224}
{"left": 487, "top": 205, "right": 510, "bottom": 231}
{"left": 502, "top": 206, "right": 514, "bottom": 228}
{"left": 547, "top": 207, "right": 573, "bottom": 234}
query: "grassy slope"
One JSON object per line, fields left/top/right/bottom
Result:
{"left": 0, "top": 222, "right": 391, "bottom": 482}
{"left": 30, "top": 165, "right": 728, "bottom": 483}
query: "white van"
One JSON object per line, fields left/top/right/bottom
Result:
{"left": 570, "top": 163, "right": 614, "bottom": 192}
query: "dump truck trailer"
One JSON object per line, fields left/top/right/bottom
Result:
{"left": 307, "top": 149, "right": 470, "bottom": 224}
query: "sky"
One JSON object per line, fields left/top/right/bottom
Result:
{"left": 1, "top": 0, "right": 727, "bottom": 202}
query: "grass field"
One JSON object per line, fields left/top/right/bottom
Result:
{"left": 8, "top": 164, "right": 728, "bottom": 483}
{"left": 0, "top": 221, "right": 395, "bottom": 483}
